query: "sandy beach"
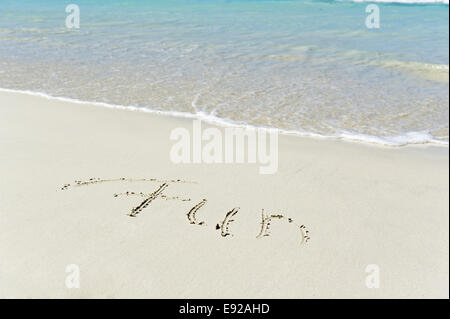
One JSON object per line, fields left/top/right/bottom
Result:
{"left": 0, "top": 89, "right": 448, "bottom": 298}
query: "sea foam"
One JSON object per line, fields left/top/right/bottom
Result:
{"left": 1, "top": 88, "right": 447, "bottom": 147}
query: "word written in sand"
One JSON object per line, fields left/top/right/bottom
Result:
{"left": 216, "top": 207, "right": 240, "bottom": 237}
{"left": 61, "top": 177, "right": 310, "bottom": 245}
{"left": 187, "top": 199, "right": 207, "bottom": 226}
{"left": 256, "top": 209, "right": 310, "bottom": 244}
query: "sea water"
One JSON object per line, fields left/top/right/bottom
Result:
{"left": 0, "top": 0, "right": 448, "bottom": 145}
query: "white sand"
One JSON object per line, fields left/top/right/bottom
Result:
{"left": 0, "top": 90, "right": 448, "bottom": 298}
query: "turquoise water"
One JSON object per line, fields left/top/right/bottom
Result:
{"left": 0, "top": 0, "right": 448, "bottom": 145}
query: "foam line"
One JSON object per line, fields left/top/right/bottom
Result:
{"left": 1, "top": 87, "right": 447, "bottom": 147}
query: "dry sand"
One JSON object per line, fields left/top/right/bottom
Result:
{"left": 0, "top": 89, "right": 448, "bottom": 298}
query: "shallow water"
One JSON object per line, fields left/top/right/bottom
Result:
{"left": 0, "top": 0, "right": 448, "bottom": 145}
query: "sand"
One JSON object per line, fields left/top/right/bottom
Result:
{"left": 0, "top": 89, "right": 448, "bottom": 298}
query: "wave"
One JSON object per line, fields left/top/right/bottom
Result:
{"left": 0, "top": 87, "right": 447, "bottom": 147}
{"left": 336, "top": 0, "right": 449, "bottom": 4}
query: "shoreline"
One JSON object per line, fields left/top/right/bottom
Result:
{"left": 0, "top": 89, "right": 448, "bottom": 298}
{"left": 1, "top": 87, "right": 447, "bottom": 148}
